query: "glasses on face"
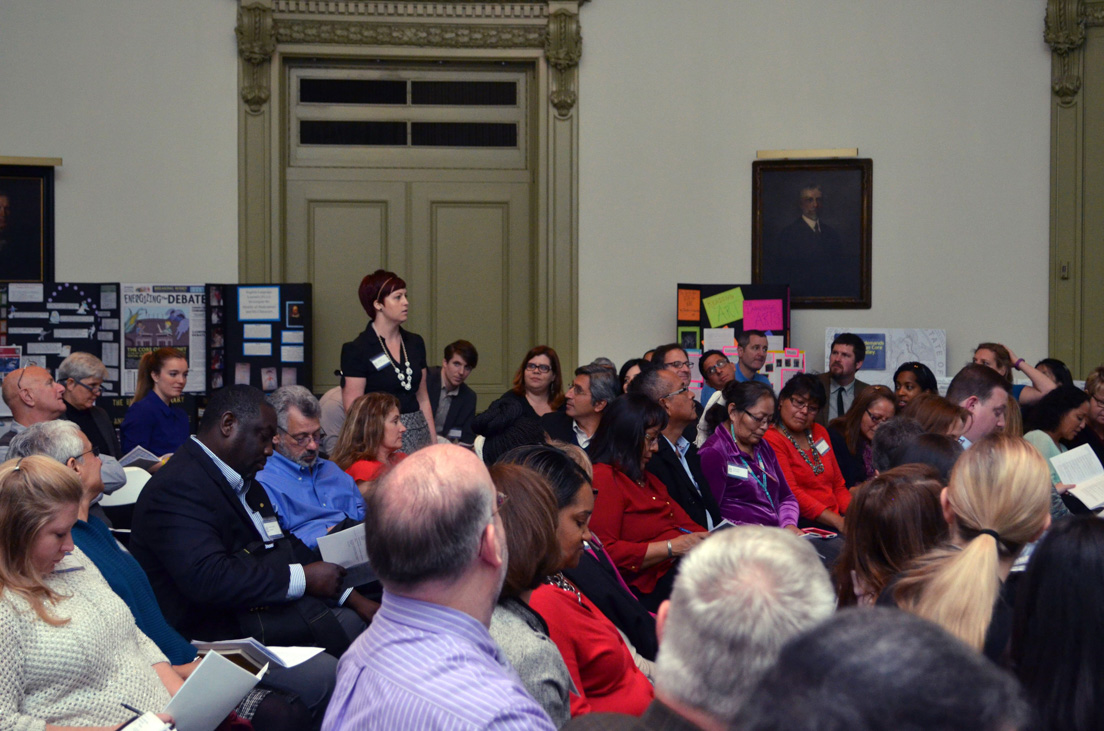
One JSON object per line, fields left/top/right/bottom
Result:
{"left": 1092, "top": 394, "right": 1104, "bottom": 408}
{"left": 664, "top": 360, "right": 691, "bottom": 371}
{"left": 491, "top": 491, "right": 509, "bottom": 517}
{"left": 644, "top": 432, "right": 660, "bottom": 446}
{"left": 663, "top": 386, "right": 689, "bottom": 400}
{"left": 742, "top": 410, "right": 773, "bottom": 427}
{"left": 788, "top": 397, "right": 819, "bottom": 415}
{"left": 865, "top": 410, "right": 891, "bottom": 427}
{"left": 78, "top": 445, "right": 100, "bottom": 459}
{"left": 525, "top": 363, "right": 552, "bottom": 374}
{"left": 704, "top": 358, "right": 731, "bottom": 376}
{"left": 279, "top": 425, "right": 324, "bottom": 447}
{"left": 73, "top": 380, "right": 103, "bottom": 396}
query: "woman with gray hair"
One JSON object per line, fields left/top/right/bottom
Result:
{"left": 58, "top": 351, "right": 122, "bottom": 459}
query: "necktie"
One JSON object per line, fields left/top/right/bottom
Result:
{"left": 836, "top": 386, "right": 845, "bottom": 419}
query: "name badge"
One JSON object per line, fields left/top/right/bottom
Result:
{"left": 727, "top": 464, "right": 749, "bottom": 479}
{"left": 370, "top": 353, "right": 391, "bottom": 371}
{"left": 447, "top": 428, "right": 463, "bottom": 440}
{"left": 262, "top": 517, "right": 284, "bottom": 540}
{"left": 814, "top": 438, "right": 830, "bottom": 455}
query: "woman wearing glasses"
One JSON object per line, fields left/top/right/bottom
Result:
{"left": 763, "top": 373, "right": 850, "bottom": 534}
{"left": 58, "top": 352, "right": 122, "bottom": 459}
{"left": 587, "top": 394, "right": 707, "bottom": 611}
{"left": 119, "top": 347, "right": 190, "bottom": 464}
{"left": 826, "top": 385, "right": 896, "bottom": 488}
{"left": 472, "top": 346, "right": 565, "bottom": 459}
{"left": 698, "top": 380, "right": 802, "bottom": 533}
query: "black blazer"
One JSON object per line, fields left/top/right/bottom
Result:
{"left": 646, "top": 436, "right": 720, "bottom": 529}
{"left": 425, "top": 366, "right": 478, "bottom": 444}
{"left": 540, "top": 410, "right": 582, "bottom": 448}
{"left": 827, "top": 425, "right": 868, "bottom": 488}
{"left": 130, "top": 438, "right": 318, "bottom": 642}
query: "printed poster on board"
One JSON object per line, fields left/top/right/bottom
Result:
{"left": 120, "top": 284, "right": 206, "bottom": 395}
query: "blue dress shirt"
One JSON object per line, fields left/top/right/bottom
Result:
{"left": 256, "top": 450, "right": 366, "bottom": 550}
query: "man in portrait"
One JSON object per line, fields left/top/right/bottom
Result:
{"left": 0, "top": 183, "right": 45, "bottom": 282}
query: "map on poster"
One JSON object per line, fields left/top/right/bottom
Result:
{"left": 121, "top": 284, "right": 207, "bottom": 395}
{"left": 823, "top": 328, "right": 947, "bottom": 386}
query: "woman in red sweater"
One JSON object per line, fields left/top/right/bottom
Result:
{"left": 331, "top": 392, "right": 407, "bottom": 492}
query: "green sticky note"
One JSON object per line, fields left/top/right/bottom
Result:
{"left": 701, "top": 287, "right": 745, "bottom": 328}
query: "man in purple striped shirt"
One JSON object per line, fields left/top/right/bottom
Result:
{"left": 322, "top": 444, "right": 556, "bottom": 730}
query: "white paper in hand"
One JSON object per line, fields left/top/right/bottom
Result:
{"left": 163, "top": 650, "right": 266, "bottom": 731}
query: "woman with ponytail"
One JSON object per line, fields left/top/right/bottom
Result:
{"left": 889, "top": 434, "right": 1052, "bottom": 657}
{"left": 120, "top": 347, "right": 190, "bottom": 463}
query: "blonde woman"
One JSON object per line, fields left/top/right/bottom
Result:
{"left": 331, "top": 392, "right": 407, "bottom": 491}
{"left": 889, "top": 434, "right": 1051, "bottom": 657}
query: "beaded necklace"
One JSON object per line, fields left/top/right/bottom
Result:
{"left": 778, "top": 424, "right": 825, "bottom": 475}
{"left": 543, "top": 572, "right": 584, "bottom": 606}
{"left": 375, "top": 328, "right": 413, "bottom": 391}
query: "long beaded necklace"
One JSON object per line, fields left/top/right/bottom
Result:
{"left": 543, "top": 572, "right": 584, "bottom": 606}
{"left": 375, "top": 329, "right": 413, "bottom": 391}
{"left": 778, "top": 424, "right": 825, "bottom": 475}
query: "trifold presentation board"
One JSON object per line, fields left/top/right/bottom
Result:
{"left": 676, "top": 283, "right": 791, "bottom": 353}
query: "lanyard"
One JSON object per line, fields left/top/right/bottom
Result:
{"left": 729, "top": 423, "right": 776, "bottom": 513}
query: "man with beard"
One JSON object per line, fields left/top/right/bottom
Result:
{"left": 816, "top": 332, "right": 869, "bottom": 426}
{"left": 257, "top": 385, "right": 365, "bottom": 549}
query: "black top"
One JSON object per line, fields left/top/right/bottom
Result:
{"left": 827, "top": 425, "right": 868, "bottom": 488}
{"left": 646, "top": 436, "right": 721, "bottom": 530}
{"left": 63, "top": 400, "right": 123, "bottom": 459}
{"left": 340, "top": 323, "right": 427, "bottom": 413}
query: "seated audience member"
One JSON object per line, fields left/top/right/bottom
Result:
{"left": 426, "top": 339, "right": 479, "bottom": 444}
{"left": 694, "top": 349, "right": 737, "bottom": 446}
{"left": 973, "top": 341, "right": 1056, "bottom": 405}
{"left": 870, "top": 416, "right": 926, "bottom": 474}
{"left": 1011, "top": 516, "right": 1104, "bottom": 731}
{"left": 1066, "top": 364, "right": 1104, "bottom": 462}
{"left": 892, "top": 360, "right": 938, "bottom": 411}
{"left": 833, "top": 465, "right": 948, "bottom": 607}
{"left": 9, "top": 421, "right": 315, "bottom": 730}
{"left": 652, "top": 343, "right": 704, "bottom": 443}
{"left": 632, "top": 368, "right": 721, "bottom": 530}
{"left": 827, "top": 385, "right": 896, "bottom": 487}
{"left": 892, "top": 433, "right": 964, "bottom": 484}
{"left": 591, "top": 357, "right": 617, "bottom": 374}
{"left": 318, "top": 384, "right": 344, "bottom": 456}
{"left": 1035, "top": 357, "right": 1074, "bottom": 388}
{"left": 485, "top": 345, "right": 566, "bottom": 423}
{"left": 0, "top": 364, "right": 67, "bottom": 460}
{"left": 331, "top": 392, "right": 406, "bottom": 487}
{"left": 1004, "top": 396, "right": 1025, "bottom": 438}
{"left": 587, "top": 394, "right": 708, "bottom": 611}
{"left": 543, "top": 364, "right": 618, "bottom": 449}
{"left": 120, "top": 347, "right": 190, "bottom": 461}
{"left": 58, "top": 351, "right": 122, "bottom": 459}
{"left": 501, "top": 444, "right": 660, "bottom": 663}
{"left": 697, "top": 380, "right": 801, "bottom": 533}
{"left": 488, "top": 463, "right": 574, "bottom": 727}
{"left": 618, "top": 358, "right": 653, "bottom": 393}
{"left": 734, "top": 609, "right": 1032, "bottom": 731}
{"left": 1023, "top": 384, "right": 1090, "bottom": 518}
{"left": 763, "top": 374, "right": 850, "bottom": 533}
{"left": 0, "top": 456, "right": 179, "bottom": 730}
{"left": 566, "top": 526, "right": 835, "bottom": 731}
{"left": 129, "top": 385, "right": 368, "bottom": 724}
{"left": 322, "top": 445, "right": 557, "bottom": 731}
{"left": 256, "top": 386, "right": 367, "bottom": 550}
{"left": 946, "top": 363, "right": 1010, "bottom": 447}
{"left": 732, "top": 330, "right": 772, "bottom": 385}
{"left": 816, "top": 332, "right": 870, "bottom": 426}
{"left": 890, "top": 435, "right": 1051, "bottom": 658}
{"left": 902, "top": 392, "right": 970, "bottom": 439}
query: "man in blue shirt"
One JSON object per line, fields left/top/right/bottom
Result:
{"left": 257, "top": 385, "right": 365, "bottom": 550}
{"left": 733, "top": 330, "right": 772, "bottom": 385}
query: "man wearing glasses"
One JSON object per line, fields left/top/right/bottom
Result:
{"left": 653, "top": 343, "right": 704, "bottom": 444}
{"left": 0, "top": 365, "right": 68, "bottom": 460}
{"left": 256, "top": 385, "right": 366, "bottom": 551}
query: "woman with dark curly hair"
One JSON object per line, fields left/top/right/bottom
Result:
{"left": 1023, "top": 384, "right": 1091, "bottom": 518}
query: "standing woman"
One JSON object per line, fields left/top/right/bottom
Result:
{"left": 826, "top": 385, "right": 896, "bottom": 488}
{"left": 120, "top": 347, "right": 190, "bottom": 462}
{"left": 58, "top": 352, "right": 122, "bottom": 459}
{"left": 340, "top": 270, "right": 434, "bottom": 454}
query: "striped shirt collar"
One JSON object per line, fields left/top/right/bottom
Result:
{"left": 190, "top": 435, "right": 245, "bottom": 495}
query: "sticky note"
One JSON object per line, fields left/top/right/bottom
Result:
{"left": 678, "top": 289, "right": 701, "bottom": 322}
{"left": 743, "top": 299, "right": 783, "bottom": 331}
{"left": 701, "top": 287, "right": 745, "bottom": 328}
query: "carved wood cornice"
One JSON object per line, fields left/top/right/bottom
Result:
{"left": 1045, "top": 0, "right": 1086, "bottom": 106}
{"left": 274, "top": 20, "right": 545, "bottom": 48}
{"left": 546, "top": 8, "right": 582, "bottom": 118}
{"left": 272, "top": 1, "right": 549, "bottom": 20}
{"left": 1083, "top": 2, "right": 1104, "bottom": 26}
{"left": 236, "top": 2, "right": 277, "bottom": 115}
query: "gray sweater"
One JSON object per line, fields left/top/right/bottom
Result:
{"left": 490, "top": 596, "right": 573, "bottom": 728}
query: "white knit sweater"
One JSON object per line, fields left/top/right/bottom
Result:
{"left": 0, "top": 547, "right": 171, "bottom": 731}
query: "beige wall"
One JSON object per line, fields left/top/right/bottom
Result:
{"left": 578, "top": 0, "right": 1053, "bottom": 371}
{"left": 0, "top": 1, "right": 1052, "bottom": 372}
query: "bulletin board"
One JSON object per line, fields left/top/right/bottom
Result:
{"left": 207, "top": 284, "right": 312, "bottom": 393}
{"left": 119, "top": 283, "right": 207, "bottom": 396}
{"left": 0, "top": 282, "right": 122, "bottom": 394}
{"left": 676, "top": 283, "right": 791, "bottom": 351}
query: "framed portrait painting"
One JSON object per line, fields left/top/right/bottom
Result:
{"left": 752, "top": 158, "right": 871, "bottom": 309}
{"left": 0, "top": 164, "right": 55, "bottom": 284}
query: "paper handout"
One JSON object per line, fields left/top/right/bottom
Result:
{"left": 191, "top": 637, "right": 324, "bottom": 670}
{"left": 317, "top": 524, "right": 378, "bottom": 587}
{"left": 163, "top": 650, "right": 266, "bottom": 731}
{"left": 1050, "top": 444, "right": 1104, "bottom": 510}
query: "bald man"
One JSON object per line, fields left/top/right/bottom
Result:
{"left": 1, "top": 365, "right": 67, "bottom": 460}
{"left": 323, "top": 445, "right": 555, "bottom": 731}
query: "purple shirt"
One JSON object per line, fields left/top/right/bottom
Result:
{"left": 698, "top": 425, "right": 800, "bottom": 528}
{"left": 322, "top": 592, "right": 556, "bottom": 731}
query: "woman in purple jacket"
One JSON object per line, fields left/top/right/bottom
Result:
{"left": 698, "top": 380, "right": 802, "bottom": 534}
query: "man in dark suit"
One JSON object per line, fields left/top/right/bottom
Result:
{"left": 815, "top": 332, "right": 869, "bottom": 427}
{"left": 541, "top": 364, "right": 619, "bottom": 449}
{"left": 763, "top": 183, "right": 859, "bottom": 300}
{"left": 631, "top": 368, "right": 721, "bottom": 530}
{"left": 425, "top": 339, "right": 479, "bottom": 444}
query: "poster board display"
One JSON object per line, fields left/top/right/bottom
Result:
{"left": 120, "top": 284, "right": 207, "bottom": 396}
{"left": 761, "top": 349, "right": 807, "bottom": 395}
{"left": 206, "top": 284, "right": 312, "bottom": 393}
{"left": 823, "top": 327, "right": 947, "bottom": 388}
{"left": 676, "top": 283, "right": 791, "bottom": 351}
{"left": 0, "top": 282, "right": 122, "bottom": 394}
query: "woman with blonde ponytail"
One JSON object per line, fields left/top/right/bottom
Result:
{"left": 889, "top": 434, "right": 1051, "bottom": 656}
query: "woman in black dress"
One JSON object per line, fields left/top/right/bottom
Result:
{"left": 340, "top": 269, "right": 435, "bottom": 454}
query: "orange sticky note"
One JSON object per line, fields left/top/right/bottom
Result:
{"left": 678, "top": 289, "right": 701, "bottom": 322}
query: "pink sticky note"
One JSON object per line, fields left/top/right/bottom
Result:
{"left": 742, "top": 299, "right": 783, "bottom": 331}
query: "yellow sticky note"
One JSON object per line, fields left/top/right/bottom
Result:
{"left": 701, "top": 287, "right": 745, "bottom": 328}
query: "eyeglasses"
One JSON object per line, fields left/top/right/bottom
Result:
{"left": 664, "top": 360, "right": 691, "bottom": 371}
{"left": 278, "top": 426, "right": 324, "bottom": 447}
{"left": 704, "top": 358, "right": 731, "bottom": 376}
{"left": 865, "top": 410, "right": 891, "bottom": 427}
{"left": 663, "top": 386, "right": 689, "bottom": 400}
{"left": 1092, "top": 394, "right": 1104, "bottom": 408}
{"left": 742, "top": 410, "right": 773, "bottom": 426}
{"left": 788, "top": 397, "right": 819, "bottom": 415}
{"left": 492, "top": 491, "right": 509, "bottom": 516}
{"left": 78, "top": 445, "right": 100, "bottom": 459}
{"left": 72, "top": 380, "right": 103, "bottom": 396}
{"left": 644, "top": 432, "right": 660, "bottom": 446}
{"left": 525, "top": 363, "right": 552, "bottom": 374}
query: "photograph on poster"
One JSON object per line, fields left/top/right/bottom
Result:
{"left": 285, "top": 301, "right": 305, "bottom": 329}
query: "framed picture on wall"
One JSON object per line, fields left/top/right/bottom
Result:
{"left": 0, "top": 163, "right": 55, "bottom": 284}
{"left": 752, "top": 158, "right": 872, "bottom": 309}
